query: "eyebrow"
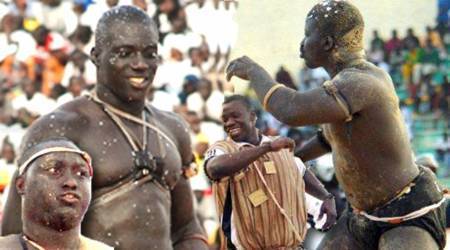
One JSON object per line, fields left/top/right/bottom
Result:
{"left": 113, "top": 43, "right": 158, "bottom": 50}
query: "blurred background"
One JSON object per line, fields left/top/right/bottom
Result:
{"left": 0, "top": 0, "right": 448, "bottom": 249}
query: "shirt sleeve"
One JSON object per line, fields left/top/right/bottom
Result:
{"left": 204, "top": 147, "right": 226, "bottom": 163}
{"left": 294, "top": 157, "right": 307, "bottom": 176}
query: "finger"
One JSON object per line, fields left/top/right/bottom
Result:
{"left": 226, "top": 71, "right": 233, "bottom": 81}
{"left": 226, "top": 63, "right": 235, "bottom": 81}
{"left": 323, "top": 220, "right": 332, "bottom": 230}
{"left": 318, "top": 209, "right": 324, "bottom": 220}
{"left": 225, "top": 60, "right": 235, "bottom": 75}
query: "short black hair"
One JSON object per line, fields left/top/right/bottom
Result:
{"left": 95, "top": 5, "right": 158, "bottom": 48}
{"left": 223, "top": 95, "right": 254, "bottom": 111}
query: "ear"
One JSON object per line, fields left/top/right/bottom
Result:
{"left": 90, "top": 47, "right": 99, "bottom": 66}
{"left": 16, "top": 175, "right": 26, "bottom": 195}
{"left": 322, "top": 36, "right": 335, "bottom": 51}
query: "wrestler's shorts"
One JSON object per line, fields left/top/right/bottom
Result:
{"left": 345, "top": 167, "right": 446, "bottom": 249}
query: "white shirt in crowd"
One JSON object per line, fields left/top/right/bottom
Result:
{"left": 187, "top": 90, "right": 224, "bottom": 122}
{"left": 12, "top": 92, "right": 56, "bottom": 116}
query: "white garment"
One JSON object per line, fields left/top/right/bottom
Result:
{"left": 153, "top": 59, "right": 195, "bottom": 95}
{"left": 186, "top": 90, "right": 224, "bottom": 122}
{"left": 162, "top": 31, "right": 202, "bottom": 59}
{"left": 80, "top": 0, "right": 131, "bottom": 31}
{"left": 61, "top": 60, "right": 97, "bottom": 87}
{"left": 12, "top": 92, "right": 56, "bottom": 116}
{"left": 36, "top": 1, "right": 78, "bottom": 36}
{"left": 150, "top": 90, "right": 180, "bottom": 112}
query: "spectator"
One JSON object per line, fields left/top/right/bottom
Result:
{"left": 368, "top": 30, "right": 385, "bottom": 64}
{"left": 187, "top": 77, "right": 224, "bottom": 123}
{"left": 403, "top": 27, "right": 420, "bottom": 50}
{"left": 56, "top": 75, "right": 86, "bottom": 106}
{"left": 384, "top": 29, "right": 403, "bottom": 61}
{"left": 275, "top": 66, "right": 297, "bottom": 90}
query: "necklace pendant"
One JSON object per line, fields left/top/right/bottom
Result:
{"left": 133, "top": 150, "right": 156, "bottom": 172}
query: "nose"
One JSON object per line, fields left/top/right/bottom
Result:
{"left": 63, "top": 174, "right": 78, "bottom": 190}
{"left": 131, "top": 53, "right": 149, "bottom": 71}
{"left": 225, "top": 118, "right": 235, "bottom": 129}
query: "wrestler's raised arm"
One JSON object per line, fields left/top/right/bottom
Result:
{"left": 226, "top": 56, "right": 377, "bottom": 127}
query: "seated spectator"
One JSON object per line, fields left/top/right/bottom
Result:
{"left": 56, "top": 76, "right": 86, "bottom": 106}
{"left": 162, "top": 8, "right": 202, "bottom": 58}
{"left": 275, "top": 66, "right": 297, "bottom": 90}
{"left": 403, "top": 27, "right": 420, "bottom": 50}
{"left": 0, "top": 139, "right": 112, "bottom": 249}
{"left": 0, "top": 136, "right": 16, "bottom": 193}
{"left": 11, "top": 79, "right": 55, "bottom": 126}
{"left": 384, "top": 29, "right": 403, "bottom": 61}
{"left": 368, "top": 29, "right": 385, "bottom": 63}
{"left": 186, "top": 77, "right": 224, "bottom": 123}
{"left": 147, "top": 85, "right": 180, "bottom": 112}
{"left": 36, "top": 0, "right": 78, "bottom": 36}
{"left": 421, "top": 26, "right": 444, "bottom": 50}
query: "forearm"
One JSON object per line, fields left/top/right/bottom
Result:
{"left": 304, "top": 168, "right": 332, "bottom": 201}
{"left": 295, "top": 135, "right": 331, "bottom": 162}
{"left": 206, "top": 144, "right": 271, "bottom": 180}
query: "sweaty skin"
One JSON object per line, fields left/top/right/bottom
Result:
{"left": 227, "top": 1, "right": 443, "bottom": 249}
{"left": 225, "top": 14, "right": 418, "bottom": 214}
{"left": 2, "top": 6, "right": 206, "bottom": 250}
{"left": 0, "top": 140, "right": 111, "bottom": 250}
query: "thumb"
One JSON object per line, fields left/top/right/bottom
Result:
{"left": 318, "top": 206, "right": 325, "bottom": 220}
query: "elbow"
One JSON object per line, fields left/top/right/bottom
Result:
{"left": 205, "top": 164, "right": 221, "bottom": 181}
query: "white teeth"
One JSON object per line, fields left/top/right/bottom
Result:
{"left": 129, "top": 77, "right": 145, "bottom": 86}
{"left": 230, "top": 128, "right": 240, "bottom": 135}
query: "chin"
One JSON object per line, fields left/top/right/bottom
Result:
{"left": 304, "top": 60, "right": 319, "bottom": 69}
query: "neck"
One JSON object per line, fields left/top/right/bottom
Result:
{"left": 324, "top": 50, "right": 366, "bottom": 78}
{"left": 96, "top": 84, "right": 145, "bottom": 116}
{"left": 23, "top": 221, "right": 81, "bottom": 250}
{"left": 246, "top": 129, "right": 261, "bottom": 146}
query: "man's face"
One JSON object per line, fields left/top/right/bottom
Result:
{"left": 1, "top": 143, "right": 15, "bottom": 163}
{"left": 300, "top": 18, "right": 325, "bottom": 69}
{"left": 69, "top": 77, "right": 85, "bottom": 96}
{"left": 21, "top": 80, "right": 36, "bottom": 98}
{"left": 222, "top": 101, "right": 256, "bottom": 142}
{"left": 20, "top": 152, "right": 91, "bottom": 231}
{"left": 95, "top": 20, "right": 159, "bottom": 102}
{"left": 198, "top": 80, "right": 211, "bottom": 100}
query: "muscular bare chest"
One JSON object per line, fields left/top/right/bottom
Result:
{"left": 77, "top": 111, "right": 182, "bottom": 192}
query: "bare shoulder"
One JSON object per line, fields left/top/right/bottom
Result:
{"left": 18, "top": 97, "right": 96, "bottom": 159}
{"left": 151, "top": 107, "right": 190, "bottom": 139}
{"left": 0, "top": 234, "right": 20, "bottom": 249}
{"left": 338, "top": 61, "right": 393, "bottom": 87}
{"left": 333, "top": 62, "right": 394, "bottom": 111}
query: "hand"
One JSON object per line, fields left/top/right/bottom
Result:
{"left": 226, "top": 56, "right": 260, "bottom": 81}
{"left": 269, "top": 137, "right": 295, "bottom": 152}
{"left": 318, "top": 196, "right": 337, "bottom": 231}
